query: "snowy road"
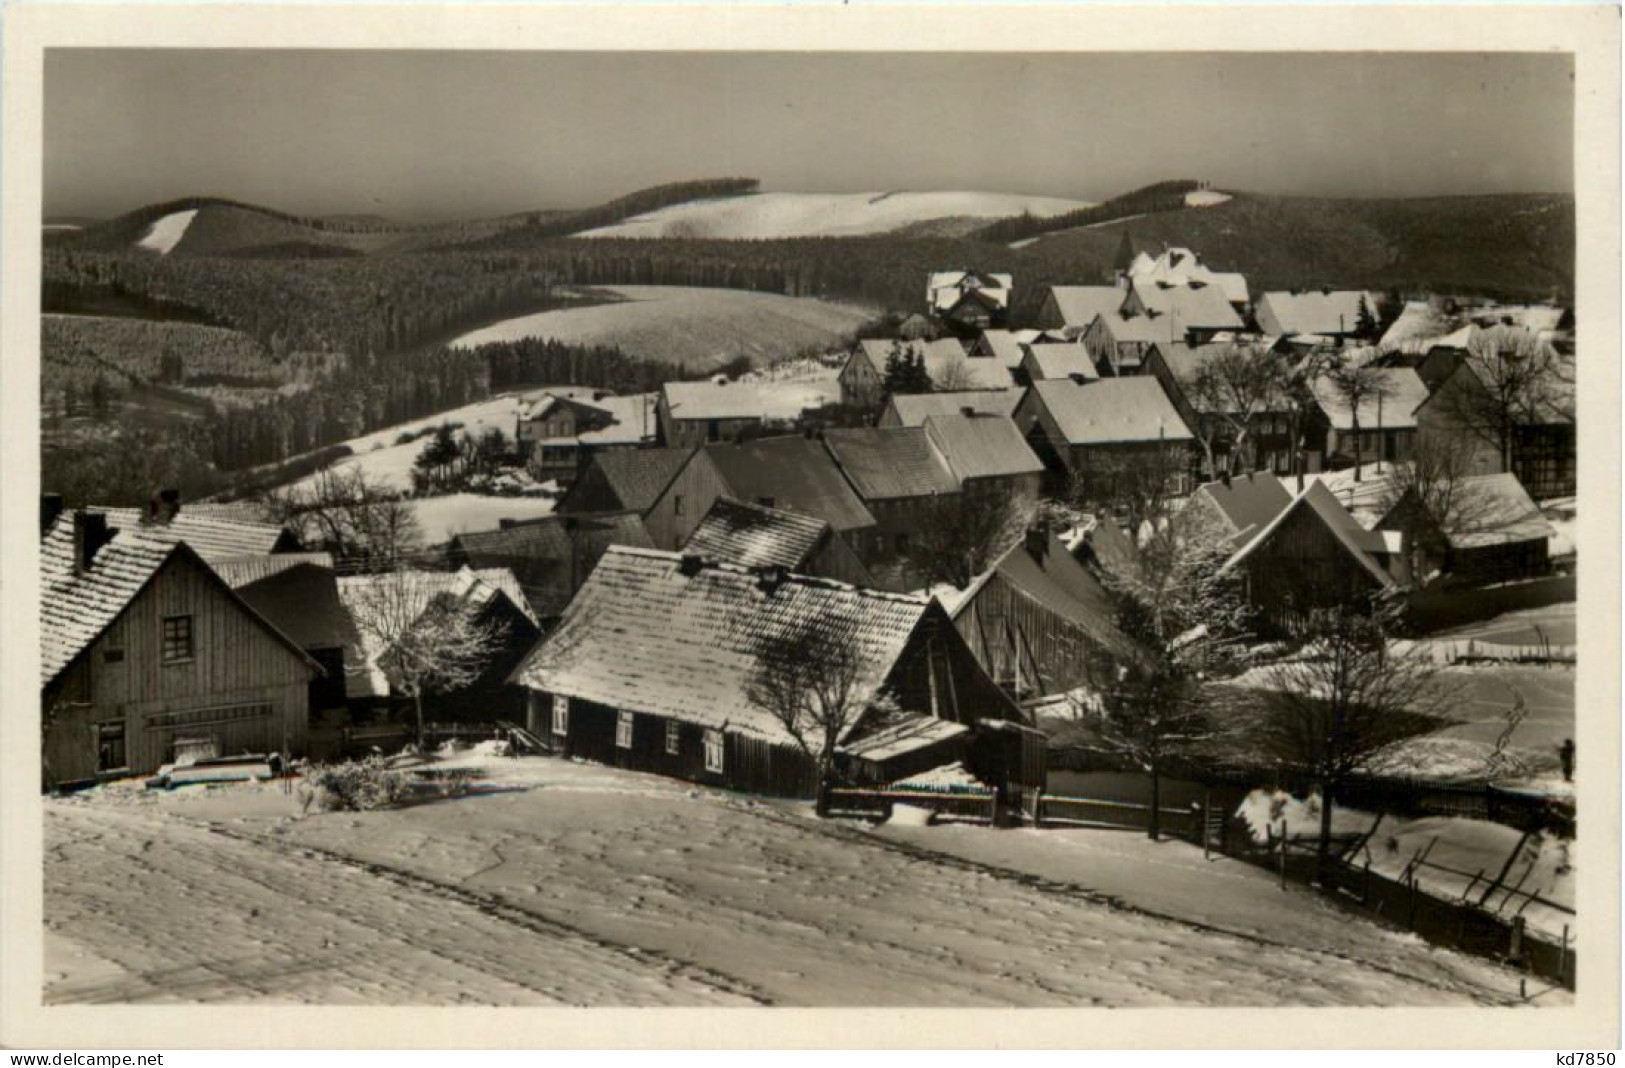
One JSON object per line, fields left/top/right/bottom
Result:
{"left": 45, "top": 761, "right": 1548, "bottom": 1006}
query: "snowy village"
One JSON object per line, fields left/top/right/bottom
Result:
{"left": 31, "top": 48, "right": 1585, "bottom": 1012}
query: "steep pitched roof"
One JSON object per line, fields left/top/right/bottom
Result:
{"left": 1044, "top": 286, "right": 1125, "bottom": 329}
{"left": 1128, "top": 278, "right": 1245, "bottom": 331}
{"left": 1304, "top": 465, "right": 1403, "bottom": 530}
{"left": 1221, "top": 481, "right": 1394, "bottom": 588}
{"left": 922, "top": 414, "right": 1044, "bottom": 482}
{"left": 40, "top": 518, "right": 316, "bottom": 688}
{"left": 1255, "top": 291, "right": 1379, "bottom": 337}
{"left": 823, "top": 426, "right": 960, "bottom": 500}
{"left": 92, "top": 507, "right": 291, "bottom": 563}
{"left": 1310, "top": 366, "right": 1430, "bottom": 430}
{"left": 1190, "top": 474, "right": 1292, "bottom": 541}
{"left": 1030, "top": 377, "right": 1194, "bottom": 445}
{"left": 509, "top": 547, "right": 935, "bottom": 743}
{"left": 210, "top": 552, "right": 335, "bottom": 589}
{"left": 1023, "top": 343, "right": 1100, "bottom": 381}
{"left": 448, "top": 512, "right": 655, "bottom": 618}
{"left": 1093, "top": 309, "right": 1182, "bottom": 347}
{"left": 885, "top": 389, "right": 1025, "bottom": 426}
{"left": 575, "top": 448, "right": 694, "bottom": 513}
{"left": 975, "top": 330, "right": 1030, "bottom": 370}
{"left": 703, "top": 436, "right": 877, "bottom": 532}
{"left": 1438, "top": 473, "right": 1554, "bottom": 549}
{"left": 662, "top": 378, "right": 832, "bottom": 423}
{"left": 682, "top": 497, "right": 832, "bottom": 571}
{"left": 1126, "top": 248, "right": 1249, "bottom": 304}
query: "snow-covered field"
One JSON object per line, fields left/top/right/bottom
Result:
{"left": 449, "top": 285, "right": 876, "bottom": 371}
{"left": 135, "top": 209, "right": 199, "bottom": 254}
{"left": 402, "top": 492, "right": 557, "bottom": 545}
{"left": 44, "top": 757, "right": 1546, "bottom": 1007}
{"left": 576, "top": 191, "right": 1093, "bottom": 240}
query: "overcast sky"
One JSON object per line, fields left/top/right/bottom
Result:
{"left": 45, "top": 50, "right": 1573, "bottom": 221}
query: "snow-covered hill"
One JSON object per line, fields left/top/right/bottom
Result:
{"left": 576, "top": 191, "right": 1093, "bottom": 240}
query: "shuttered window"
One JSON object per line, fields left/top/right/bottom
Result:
{"left": 665, "top": 720, "right": 680, "bottom": 756}
{"left": 552, "top": 696, "right": 570, "bottom": 736}
{"left": 703, "top": 729, "right": 725, "bottom": 774}
{"left": 616, "top": 710, "right": 633, "bottom": 749}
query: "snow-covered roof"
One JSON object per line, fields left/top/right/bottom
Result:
{"left": 1023, "top": 343, "right": 1100, "bottom": 381}
{"left": 1221, "top": 481, "right": 1394, "bottom": 589}
{"left": 838, "top": 716, "right": 970, "bottom": 761}
{"left": 823, "top": 426, "right": 960, "bottom": 500}
{"left": 682, "top": 497, "right": 832, "bottom": 571}
{"left": 884, "top": 389, "right": 1024, "bottom": 426}
{"left": 569, "top": 448, "right": 693, "bottom": 514}
{"left": 922, "top": 413, "right": 1045, "bottom": 482}
{"left": 90, "top": 506, "right": 291, "bottom": 563}
{"left": 210, "top": 552, "right": 335, "bottom": 589}
{"left": 1254, "top": 290, "right": 1379, "bottom": 337}
{"left": 1190, "top": 473, "right": 1292, "bottom": 541}
{"left": 509, "top": 547, "right": 934, "bottom": 743}
{"left": 1125, "top": 248, "right": 1249, "bottom": 305}
{"left": 1043, "top": 286, "right": 1125, "bottom": 330}
{"left": 1128, "top": 278, "right": 1246, "bottom": 331}
{"left": 1030, "top": 377, "right": 1194, "bottom": 445}
{"left": 662, "top": 379, "right": 833, "bottom": 423}
{"left": 857, "top": 337, "right": 1012, "bottom": 391}
{"left": 449, "top": 513, "right": 655, "bottom": 618}
{"left": 1309, "top": 366, "right": 1430, "bottom": 430}
{"left": 1439, "top": 473, "right": 1554, "bottom": 549}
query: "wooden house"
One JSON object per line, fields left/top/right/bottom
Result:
{"left": 336, "top": 566, "right": 542, "bottom": 723}
{"left": 1037, "top": 286, "right": 1125, "bottom": 336}
{"left": 1121, "top": 247, "right": 1249, "bottom": 310}
{"left": 515, "top": 391, "right": 659, "bottom": 482}
{"left": 1220, "top": 481, "right": 1397, "bottom": 635}
{"left": 1081, "top": 310, "right": 1180, "bottom": 376}
{"left": 681, "top": 496, "right": 876, "bottom": 588}
{"left": 555, "top": 447, "right": 694, "bottom": 518}
{"left": 1142, "top": 341, "right": 1296, "bottom": 476}
{"left": 1413, "top": 354, "right": 1576, "bottom": 499}
{"left": 1374, "top": 472, "right": 1552, "bottom": 588}
{"left": 1012, "top": 376, "right": 1195, "bottom": 496}
{"left": 822, "top": 425, "right": 963, "bottom": 571}
{"left": 41, "top": 510, "right": 320, "bottom": 787}
{"left": 447, "top": 512, "right": 656, "bottom": 622}
{"left": 508, "top": 547, "right": 1040, "bottom": 796}
{"left": 1307, "top": 366, "right": 1430, "bottom": 472}
{"left": 644, "top": 435, "right": 879, "bottom": 555}
{"left": 840, "top": 338, "right": 1007, "bottom": 408}
{"left": 212, "top": 552, "right": 352, "bottom": 715}
{"left": 927, "top": 271, "right": 1013, "bottom": 331}
{"left": 658, "top": 377, "right": 839, "bottom": 449}
{"left": 1121, "top": 278, "right": 1246, "bottom": 341}
{"left": 943, "top": 530, "right": 1141, "bottom": 703}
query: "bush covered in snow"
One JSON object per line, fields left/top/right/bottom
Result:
{"left": 299, "top": 757, "right": 411, "bottom": 813}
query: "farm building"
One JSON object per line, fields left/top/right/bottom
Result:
{"left": 41, "top": 510, "right": 320, "bottom": 788}
{"left": 1141, "top": 340, "right": 1296, "bottom": 477}
{"left": 1037, "top": 286, "right": 1125, "bottom": 336}
{"left": 508, "top": 547, "right": 1039, "bottom": 796}
{"left": 1012, "top": 376, "right": 1195, "bottom": 495}
{"left": 681, "top": 496, "right": 876, "bottom": 588}
{"left": 878, "top": 389, "right": 1025, "bottom": 428}
{"left": 1021, "top": 342, "right": 1100, "bottom": 383}
{"left": 336, "top": 566, "right": 541, "bottom": 723}
{"left": 554, "top": 447, "right": 694, "bottom": 517}
{"left": 1183, "top": 472, "right": 1293, "bottom": 549}
{"left": 1253, "top": 290, "right": 1382, "bottom": 340}
{"left": 211, "top": 552, "right": 352, "bottom": 715}
{"left": 644, "top": 435, "right": 878, "bottom": 554}
{"left": 515, "top": 391, "right": 658, "bottom": 481}
{"left": 840, "top": 338, "right": 1008, "bottom": 408}
{"left": 1220, "top": 481, "right": 1397, "bottom": 635}
{"left": 446, "top": 512, "right": 656, "bottom": 621}
{"left": 919, "top": 413, "right": 1045, "bottom": 501}
{"left": 942, "top": 529, "right": 1141, "bottom": 704}
{"left": 1307, "top": 365, "right": 1430, "bottom": 472}
{"left": 658, "top": 377, "right": 839, "bottom": 449}
{"left": 1374, "top": 472, "right": 1553, "bottom": 588}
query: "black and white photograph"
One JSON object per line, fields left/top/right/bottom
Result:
{"left": 1, "top": 3, "right": 1618, "bottom": 1050}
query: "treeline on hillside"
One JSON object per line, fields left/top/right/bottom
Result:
{"left": 469, "top": 178, "right": 761, "bottom": 245}
{"left": 59, "top": 196, "right": 420, "bottom": 251}
{"left": 483, "top": 336, "right": 723, "bottom": 394}
{"left": 973, "top": 180, "right": 1203, "bottom": 244}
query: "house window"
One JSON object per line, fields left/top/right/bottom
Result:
{"left": 161, "top": 616, "right": 194, "bottom": 664}
{"left": 103, "top": 647, "right": 125, "bottom": 664}
{"left": 552, "top": 696, "right": 570, "bottom": 736}
{"left": 703, "top": 729, "right": 725, "bottom": 774}
{"left": 673, "top": 495, "right": 684, "bottom": 517}
{"left": 95, "top": 721, "right": 127, "bottom": 773}
{"left": 616, "top": 710, "right": 634, "bottom": 750}
{"left": 665, "top": 719, "right": 680, "bottom": 756}
{"left": 894, "top": 532, "right": 910, "bottom": 555}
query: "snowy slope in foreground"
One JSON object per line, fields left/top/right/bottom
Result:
{"left": 135, "top": 210, "right": 199, "bottom": 254}
{"left": 45, "top": 759, "right": 1537, "bottom": 1006}
{"left": 578, "top": 191, "right": 1093, "bottom": 240}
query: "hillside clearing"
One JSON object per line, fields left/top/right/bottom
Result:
{"left": 449, "top": 285, "right": 877, "bottom": 371}
{"left": 577, "top": 191, "right": 1093, "bottom": 240}
{"left": 135, "top": 210, "right": 198, "bottom": 254}
{"left": 45, "top": 758, "right": 1541, "bottom": 1007}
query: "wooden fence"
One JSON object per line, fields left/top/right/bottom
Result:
{"left": 821, "top": 785, "right": 998, "bottom": 825}
{"left": 1033, "top": 792, "right": 1201, "bottom": 839}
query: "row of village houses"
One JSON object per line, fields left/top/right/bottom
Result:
{"left": 39, "top": 433, "right": 1557, "bottom": 797}
{"left": 37, "top": 247, "right": 1573, "bottom": 799}
{"left": 515, "top": 249, "right": 1573, "bottom": 502}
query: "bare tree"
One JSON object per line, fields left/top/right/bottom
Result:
{"left": 1068, "top": 443, "right": 1191, "bottom": 547}
{"left": 1430, "top": 325, "right": 1572, "bottom": 473}
{"left": 744, "top": 620, "right": 893, "bottom": 787}
{"left": 346, "top": 570, "right": 509, "bottom": 745}
{"left": 1375, "top": 435, "right": 1500, "bottom": 587}
{"left": 904, "top": 483, "right": 1034, "bottom": 588}
{"left": 1185, "top": 344, "right": 1294, "bottom": 479}
{"left": 265, "top": 466, "right": 422, "bottom": 568}
{"left": 931, "top": 354, "right": 979, "bottom": 392}
{"left": 1245, "top": 601, "right": 1457, "bottom": 883}
{"left": 1082, "top": 504, "right": 1251, "bottom": 839}
{"left": 1314, "top": 348, "right": 1391, "bottom": 482}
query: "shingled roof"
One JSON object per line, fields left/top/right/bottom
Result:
{"left": 1255, "top": 290, "right": 1380, "bottom": 337}
{"left": 210, "top": 552, "right": 335, "bottom": 589}
{"left": 91, "top": 507, "right": 293, "bottom": 563}
{"left": 922, "top": 414, "right": 1044, "bottom": 482}
{"left": 1044, "top": 286, "right": 1126, "bottom": 330}
{"left": 509, "top": 547, "right": 935, "bottom": 743}
{"left": 448, "top": 513, "right": 654, "bottom": 618}
{"left": 823, "top": 427, "right": 960, "bottom": 501}
{"left": 703, "top": 436, "right": 877, "bottom": 533}
{"left": 1030, "top": 377, "right": 1194, "bottom": 445}
{"left": 1221, "top": 481, "right": 1394, "bottom": 589}
{"left": 567, "top": 448, "right": 694, "bottom": 514}
{"left": 40, "top": 516, "right": 315, "bottom": 688}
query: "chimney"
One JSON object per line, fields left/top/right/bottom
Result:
{"left": 144, "top": 488, "right": 181, "bottom": 526}
{"left": 40, "top": 494, "right": 64, "bottom": 535}
{"left": 1023, "top": 516, "right": 1051, "bottom": 561}
{"left": 1068, "top": 372, "right": 1091, "bottom": 385}
{"left": 754, "top": 564, "right": 790, "bottom": 594}
{"left": 72, "top": 511, "right": 111, "bottom": 574}
{"left": 678, "top": 554, "right": 705, "bottom": 577}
